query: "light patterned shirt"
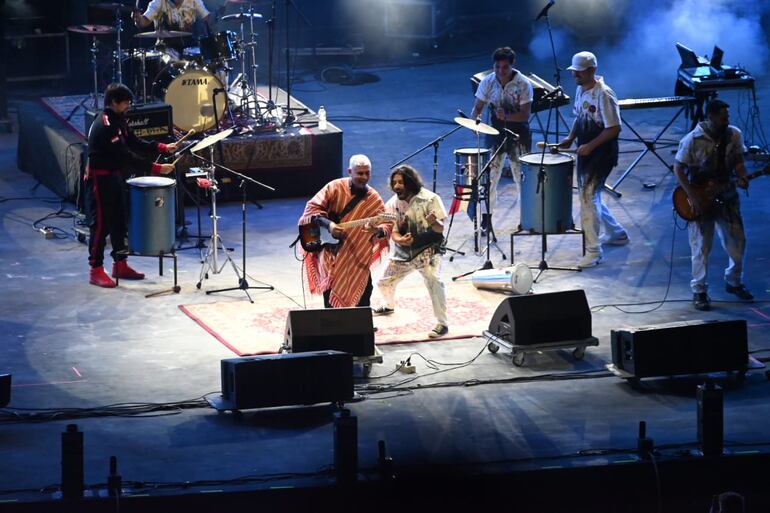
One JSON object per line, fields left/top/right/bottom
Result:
{"left": 475, "top": 69, "right": 533, "bottom": 119}
{"left": 143, "top": 0, "right": 209, "bottom": 30}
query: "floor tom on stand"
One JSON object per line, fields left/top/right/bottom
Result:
{"left": 152, "top": 63, "right": 226, "bottom": 132}
{"left": 453, "top": 148, "right": 489, "bottom": 199}
{"left": 127, "top": 176, "right": 177, "bottom": 256}
{"left": 518, "top": 152, "right": 575, "bottom": 234}
{"left": 121, "top": 49, "right": 166, "bottom": 100}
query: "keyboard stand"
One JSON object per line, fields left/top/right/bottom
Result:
{"left": 605, "top": 103, "right": 690, "bottom": 198}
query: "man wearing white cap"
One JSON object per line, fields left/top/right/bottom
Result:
{"left": 557, "top": 51, "right": 629, "bottom": 268}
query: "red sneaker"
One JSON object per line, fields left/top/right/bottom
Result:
{"left": 111, "top": 260, "right": 145, "bottom": 280}
{"left": 89, "top": 266, "right": 117, "bottom": 288}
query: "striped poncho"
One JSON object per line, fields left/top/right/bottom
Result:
{"left": 299, "top": 178, "right": 390, "bottom": 307}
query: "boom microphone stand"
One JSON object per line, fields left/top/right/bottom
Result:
{"left": 282, "top": 0, "right": 311, "bottom": 126}
{"left": 535, "top": 0, "right": 565, "bottom": 141}
{"left": 192, "top": 152, "right": 276, "bottom": 302}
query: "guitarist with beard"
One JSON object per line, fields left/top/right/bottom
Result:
{"left": 674, "top": 98, "right": 753, "bottom": 311}
{"left": 372, "top": 165, "right": 449, "bottom": 339}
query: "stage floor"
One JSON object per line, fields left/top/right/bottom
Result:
{"left": 2, "top": 52, "right": 770, "bottom": 511}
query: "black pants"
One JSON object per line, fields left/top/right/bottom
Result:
{"left": 86, "top": 172, "right": 128, "bottom": 268}
{"left": 323, "top": 275, "right": 373, "bottom": 308}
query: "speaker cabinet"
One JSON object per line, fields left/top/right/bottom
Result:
{"left": 220, "top": 351, "right": 353, "bottom": 410}
{"left": 611, "top": 319, "right": 748, "bottom": 378}
{"left": 488, "top": 289, "right": 593, "bottom": 345}
{"left": 286, "top": 307, "right": 375, "bottom": 357}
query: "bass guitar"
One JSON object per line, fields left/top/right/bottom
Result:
{"left": 299, "top": 212, "right": 396, "bottom": 252}
{"left": 672, "top": 166, "right": 769, "bottom": 221}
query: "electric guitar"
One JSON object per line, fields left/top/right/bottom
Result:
{"left": 299, "top": 212, "right": 396, "bottom": 252}
{"left": 672, "top": 166, "right": 769, "bottom": 221}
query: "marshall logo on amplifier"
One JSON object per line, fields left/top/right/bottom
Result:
{"left": 125, "top": 103, "right": 173, "bottom": 139}
{"left": 85, "top": 103, "right": 173, "bottom": 140}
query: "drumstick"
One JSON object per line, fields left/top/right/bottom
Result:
{"left": 536, "top": 141, "right": 576, "bottom": 153}
{"left": 176, "top": 128, "right": 197, "bottom": 144}
{"left": 171, "top": 154, "right": 186, "bottom": 166}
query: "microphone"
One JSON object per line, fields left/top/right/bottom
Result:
{"left": 535, "top": 0, "right": 555, "bottom": 21}
{"left": 503, "top": 128, "right": 519, "bottom": 140}
{"left": 542, "top": 86, "right": 563, "bottom": 100}
{"left": 456, "top": 109, "right": 468, "bottom": 119}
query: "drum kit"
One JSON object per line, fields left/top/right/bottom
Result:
{"left": 67, "top": 1, "right": 270, "bottom": 133}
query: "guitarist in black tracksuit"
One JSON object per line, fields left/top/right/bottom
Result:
{"left": 673, "top": 98, "right": 753, "bottom": 311}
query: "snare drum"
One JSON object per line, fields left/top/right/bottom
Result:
{"left": 199, "top": 31, "right": 236, "bottom": 63}
{"left": 454, "top": 147, "right": 490, "bottom": 192}
{"left": 518, "top": 152, "right": 575, "bottom": 234}
{"left": 151, "top": 63, "right": 226, "bottom": 132}
{"left": 126, "top": 176, "right": 176, "bottom": 256}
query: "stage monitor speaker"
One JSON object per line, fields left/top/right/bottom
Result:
{"left": 488, "top": 289, "right": 592, "bottom": 345}
{"left": 286, "top": 307, "right": 375, "bottom": 357}
{"left": 220, "top": 351, "right": 353, "bottom": 410}
{"left": 611, "top": 319, "right": 748, "bottom": 378}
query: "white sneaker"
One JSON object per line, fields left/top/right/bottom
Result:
{"left": 577, "top": 253, "right": 603, "bottom": 269}
{"left": 599, "top": 232, "right": 630, "bottom": 246}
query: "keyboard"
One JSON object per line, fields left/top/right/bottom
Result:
{"left": 618, "top": 96, "right": 695, "bottom": 110}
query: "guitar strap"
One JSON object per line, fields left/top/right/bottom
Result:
{"left": 336, "top": 191, "right": 366, "bottom": 222}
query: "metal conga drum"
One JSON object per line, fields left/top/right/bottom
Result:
{"left": 126, "top": 176, "right": 176, "bottom": 255}
{"left": 453, "top": 148, "right": 489, "bottom": 199}
{"left": 518, "top": 152, "right": 574, "bottom": 234}
{"left": 471, "top": 263, "right": 533, "bottom": 295}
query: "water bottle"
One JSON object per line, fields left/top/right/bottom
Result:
{"left": 318, "top": 105, "right": 328, "bottom": 131}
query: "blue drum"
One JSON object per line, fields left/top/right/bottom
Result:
{"left": 126, "top": 176, "right": 176, "bottom": 255}
{"left": 518, "top": 152, "right": 574, "bottom": 234}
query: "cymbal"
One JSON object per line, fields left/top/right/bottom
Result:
{"left": 92, "top": 2, "right": 136, "bottom": 12}
{"left": 67, "top": 24, "right": 116, "bottom": 35}
{"left": 189, "top": 128, "right": 235, "bottom": 154}
{"left": 221, "top": 12, "right": 263, "bottom": 21}
{"left": 454, "top": 116, "right": 499, "bottom": 136}
{"left": 134, "top": 29, "right": 192, "bottom": 39}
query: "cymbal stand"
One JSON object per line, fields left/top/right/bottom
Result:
{"left": 66, "top": 35, "right": 101, "bottom": 120}
{"left": 112, "top": 8, "right": 124, "bottom": 84}
{"left": 192, "top": 150, "right": 276, "bottom": 302}
{"left": 282, "top": 0, "right": 311, "bottom": 126}
{"left": 195, "top": 146, "right": 236, "bottom": 288}
{"left": 452, "top": 135, "right": 509, "bottom": 280}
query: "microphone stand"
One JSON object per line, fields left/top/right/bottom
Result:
{"left": 537, "top": 0, "right": 564, "bottom": 142}
{"left": 191, "top": 153, "right": 276, "bottom": 302}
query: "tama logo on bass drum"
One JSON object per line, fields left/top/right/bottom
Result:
{"left": 182, "top": 78, "right": 208, "bottom": 86}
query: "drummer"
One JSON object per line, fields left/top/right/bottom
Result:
{"left": 470, "top": 46, "right": 534, "bottom": 236}
{"left": 132, "top": 0, "right": 213, "bottom": 57}
{"left": 85, "top": 83, "right": 177, "bottom": 288}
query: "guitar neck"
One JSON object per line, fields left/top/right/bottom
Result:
{"left": 337, "top": 216, "right": 380, "bottom": 229}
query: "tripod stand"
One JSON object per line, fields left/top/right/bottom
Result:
{"left": 193, "top": 149, "right": 275, "bottom": 302}
{"left": 451, "top": 136, "right": 509, "bottom": 280}
{"left": 65, "top": 27, "right": 112, "bottom": 121}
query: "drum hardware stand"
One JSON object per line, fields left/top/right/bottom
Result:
{"left": 114, "top": 250, "right": 181, "bottom": 297}
{"left": 389, "top": 124, "right": 465, "bottom": 257}
{"left": 510, "top": 96, "right": 582, "bottom": 283}
{"left": 451, "top": 139, "right": 509, "bottom": 281}
{"left": 66, "top": 35, "right": 102, "bottom": 121}
{"left": 280, "top": 0, "right": 312, "bottom": 126}
{"left": 192, "top": 152, "right": 275, "bottom": 302}
{"left": 111, "top": 7, "right": 124, "bottom": 84}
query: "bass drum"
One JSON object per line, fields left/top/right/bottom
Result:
{"left": 151, "top": 63, "right": 226, "bottom": 132}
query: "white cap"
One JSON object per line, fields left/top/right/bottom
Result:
{"left": 567, "top": 51, "right": 598, "bottom": 71}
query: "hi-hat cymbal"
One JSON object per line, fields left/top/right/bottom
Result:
{"left": 454, "top": 116, "right": 499, "bottom": 135}
{"left": 221, "top": 12, "right": 263, "bottom": 21}
{"left": 134, "top": 29, "right": 192, "bottom": 39}
{"left": 67, "top": 24, "right": 116, "bottom": 35}
{"left": 93, "top": 2, "right": 136, "bottom": 13}
{"left": 189, "top": 128, "right": 235, "bottom": 154}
